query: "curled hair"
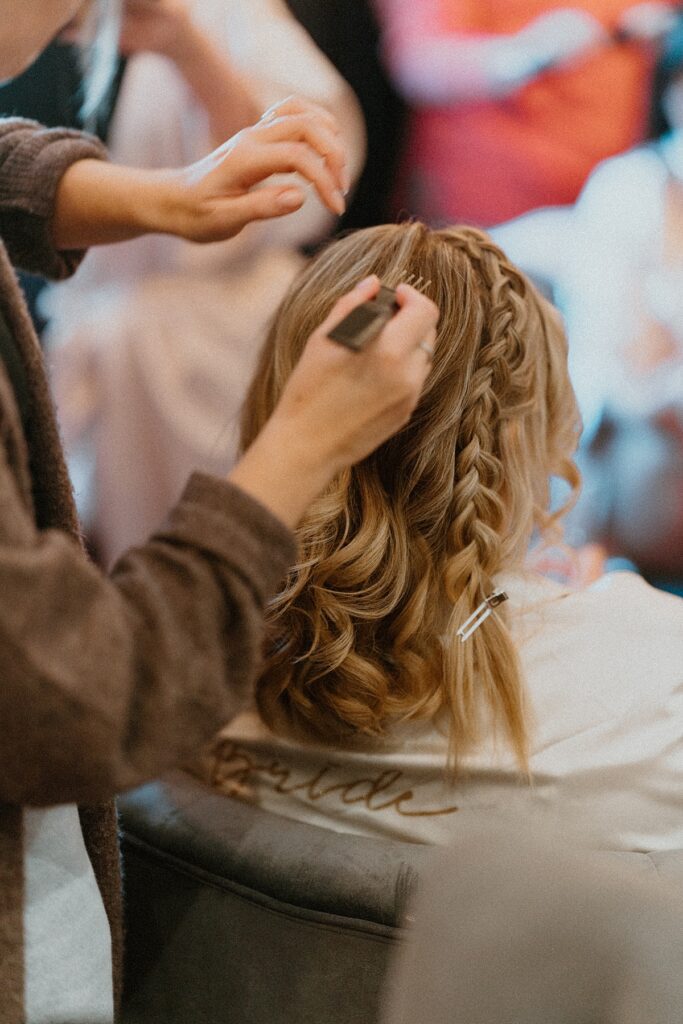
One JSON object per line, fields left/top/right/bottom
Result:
{"left": 242, "top": 223, "right": 581, "bottom": 771}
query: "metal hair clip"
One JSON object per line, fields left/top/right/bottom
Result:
{"left": 456, "top": 589, "right": 508, "bottom": 643}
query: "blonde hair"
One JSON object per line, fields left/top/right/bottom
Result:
{"left": 242, "top": 223, "right": 581, "bottom": 771}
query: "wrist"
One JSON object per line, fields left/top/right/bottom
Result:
{"left": 98, "top": 165, "right": 186, "bottom": 239}
{"left": 138, "top": 168, "right": 191, "bottom": 237}
{"left": 52, "top": 160, "right": 186, "bottom": 249}
{"left": 228, "top": 415, "right": 339, "bottom": 530}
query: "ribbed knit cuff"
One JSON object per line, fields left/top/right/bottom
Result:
{"left": 164, "top": 472, "right": 298, "bottom": 607}
{"left": 0, "top": 119, "right": 107, "bottom": 279}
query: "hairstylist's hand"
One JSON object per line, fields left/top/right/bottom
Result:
{"left": 166, "top": 96, "right": 348, "bottom": 241}
{"left": 52, "top": 96, "right": 348, "bottom": 249}
{"left": 229, "top": 277, "right": 439, "bottom": 529}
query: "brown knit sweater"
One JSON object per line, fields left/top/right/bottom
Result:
{"left": 0, "top": 120, "right": 297, "bottom": 1022}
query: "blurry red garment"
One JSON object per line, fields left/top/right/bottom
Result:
{"left": 380, "top": 0, "right": 654, "bottom": 225}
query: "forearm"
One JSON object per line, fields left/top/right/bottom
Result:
{"left": 50, "top": 158, "right": 179, "bottom": 249}
{"left": 0, "top": 469, "right": 295, "bottom": 807}
{"left": 169, "top": 21, "right": 261, "bottom": 148}
{"left": 0, "top": 119, "right": 108, "bottom": 277}
{"left": 228, "top": 417, "right": 336, "bottom": 531}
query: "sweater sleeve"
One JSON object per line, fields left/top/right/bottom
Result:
{"left": 0, "top": 447, "right": 298, "bottom": 807}
{"left": 0, "top": 118, "right": 107, "bottom": 280}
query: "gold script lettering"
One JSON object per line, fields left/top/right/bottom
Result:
{"left": 210, "top": 741, "right": 458, "bottom": 819}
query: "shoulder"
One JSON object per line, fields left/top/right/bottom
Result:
{"left": 575, "top": 146, "right": 666, "bottom": 238}
{"left": 569, "top": 571, "right": 683, "bottom": 633}
{"left": 518, "top": 569, "right": 683, "bottom": 638}
{"left": 514, "top": 571, "right": 683, "bottom": 711}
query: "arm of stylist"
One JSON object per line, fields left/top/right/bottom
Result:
{"left": 50, "top": 94, "right": 350, "bottom": 247}
{"left": 0, "top": 97, "right": 438, "bottom": 808}
{"left": 61, "top": 0, "right": 262, "bottom": 148}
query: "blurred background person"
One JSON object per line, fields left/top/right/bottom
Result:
{"left": 495, "top": 10, "right": 683, "bottom": 588}
{"left": 42, "top": 0, "right": 365, "bottom": 565}
{"left": 0, "top": 38, "right": 122, "bottom": 329}
{"left": 286, "top": 0, "right": 407, "bottom": 229}
{"left": 373, "top": 0, "right": 676, "bottom": 227}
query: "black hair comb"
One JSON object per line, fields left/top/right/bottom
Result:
{"left": 328, "top": 275, "right": 431, "bottom": 352}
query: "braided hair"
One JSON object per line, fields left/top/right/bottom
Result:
{"left": 241, "top": 223, "right": 581, "bottom": 771}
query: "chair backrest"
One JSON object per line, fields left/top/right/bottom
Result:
{"left": 118, "top": 770, "right": 430, "bottom": 1024}
{"left": 118, "top": 770, "right": 683, "bottom": 1024}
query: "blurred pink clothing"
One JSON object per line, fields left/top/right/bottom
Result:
{"left": 377, "top": 0, "right": 654, "bottom": 225}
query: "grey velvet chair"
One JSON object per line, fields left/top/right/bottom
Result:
{"left": 118, "top": 771, "right": 683, "bottom": 1024}
{"left": 118, "top": 771, "right": 430, "bottom": 1024}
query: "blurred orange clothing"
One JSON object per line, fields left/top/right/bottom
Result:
{"left": 381, "top": 0, "right": 655, "bottom": 226}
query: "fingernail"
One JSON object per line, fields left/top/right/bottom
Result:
{"left": 333, "top": 190, "right": 346, "bottom": 215}
{"left": 277, "top": 188, "right": 303, "bottom": 210}
{"left": 341, "top": 167, "right": 351, "bottom": 193}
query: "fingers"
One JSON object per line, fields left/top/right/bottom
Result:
{"left": 254, "top": 95, "right": 348, "bottom": 207}
{"left": 255, "top": 113, "right": 349, "bottom": 194}
{"left": 416, "top": 326, "right": 438, "bottom": 363}
{"left": 260, "top": 95, "right": 339, "bottom": 136}
{"left": 378, "top": 283, "right": 440, "bottom": 358}
{"left": 317, "top": 276, "right": 381, "bottom": 337}
{"left": 317, "top": 279, "right": 438, "bottom": 370}
{"left": 214, "top": 185, "right": 305, "bottom": 235}
{"left": 199, "top": 94, "right": 349, "bottom": 218}
{"left": 234, "top": 140, "right": 346, "bottom": 215}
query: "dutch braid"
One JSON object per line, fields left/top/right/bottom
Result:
{"left": 441, "top": 230, "right": 533, "bottom": 766}
{"left": 242, "top": 223, "right": 581, "bottom": 770}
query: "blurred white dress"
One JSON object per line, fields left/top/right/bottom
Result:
{"left": 43, "top": 0, "right": 365, "bottom": 564}
{"left": 493, "top": 138, "right": 683, "bottom": 574}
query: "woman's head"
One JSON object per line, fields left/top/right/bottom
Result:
{"left": 244, "top": 223, "right": 581, "bottom": 769}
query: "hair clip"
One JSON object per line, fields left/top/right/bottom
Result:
{"left": 456, "top": 589, "right": 508, "bottom": 643}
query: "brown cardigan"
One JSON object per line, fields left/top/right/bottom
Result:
{"left": 0, "top": 120, "right": 297, "bottom": 1022}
